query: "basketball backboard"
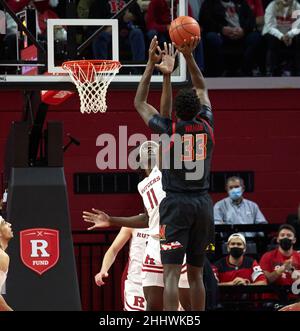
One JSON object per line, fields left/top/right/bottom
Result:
{"left": 0, "top": 0, "right": 299, "bottom": 90}
{"left": 0, "top": 0, "right": 188, "bottom": 90}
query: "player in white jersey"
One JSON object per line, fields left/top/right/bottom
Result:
{"left": 123, "top": 228, "right": 149, "bottom": 311}
{"left": 0, "top": 216, "right": 13, "bottom": 311}
{"left": 93, "top": 226, "right": 148, "bottom": 311}
{"left": 83, "top": 142, "right": 190, "bottom": 311}
{"left": 137, "top": 142, "right": 190, "bottom": 310}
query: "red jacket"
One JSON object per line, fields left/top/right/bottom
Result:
{"left": 146, "top": 0, "right": 193, "bottom": 33}
{"left": 7, "top": 0, "right": 30, "bottom": 12}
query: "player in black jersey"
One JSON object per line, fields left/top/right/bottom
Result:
{"left": 134, "top": 36, "right": 214, "bottom": 311}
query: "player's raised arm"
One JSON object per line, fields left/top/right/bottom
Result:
{"left": 175, "top": 37, "right": 211, "bottom": 108}
{"left": 134, "top": 36, "right": 162, "bottom": 126}
{"left": 83, "top": 209, "right": 148, "bottom": 230}
{"left": 156, "top": 42, "right": 178, "bottom": 119}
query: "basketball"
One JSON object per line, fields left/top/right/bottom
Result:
{"left": 169, "top": 16, "right": 201, "bottom": 46}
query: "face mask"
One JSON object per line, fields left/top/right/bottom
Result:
{"left": 279, "top": 238, "right": 293, "bottom": 251}
{"left": 49, "top": 0, "right": 59, "bottom": 7}
{"left": 229, "top": 247, "right": 244, "bottom": 259}
{"left": 229, "top": 187, "right": 243, "bottom": 201}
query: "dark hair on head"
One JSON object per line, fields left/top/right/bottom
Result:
{"left": 278, "top": 224, "right": 296, "bottom": 236}
{"left": 175, "top": 88, "right": 201, "bottom": 121}
{"left": 226, "top": 176, "right": 245, "bottom": 187}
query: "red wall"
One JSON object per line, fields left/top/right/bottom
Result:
{"left": 1, "top": 88, "right": 300, "bottom": 228}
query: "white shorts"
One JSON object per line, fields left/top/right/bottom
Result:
{"left": 123, "top": 279, "right": 146, "bottom": 311}
{"left": 141, "top": 236, "right": 189, "bottom": 288}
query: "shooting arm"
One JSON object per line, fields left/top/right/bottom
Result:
{"left": 160, "top": 73, "right": 172, "bottom": 118}
{"left": 134, "top": 62, "right": 159, "bottom": 125}
{"left": 185, "top": 53, "right": 211, "bottom": 108}
{"left": 134, "top": 37, "right": 163, "bottom": 126}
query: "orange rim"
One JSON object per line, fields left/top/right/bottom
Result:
{"left": 62, "top": 60, "right": 121, "bottom": 72}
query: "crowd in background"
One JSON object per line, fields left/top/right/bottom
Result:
{"left": 0, "top": 0, "right": 300, "bottom": 76}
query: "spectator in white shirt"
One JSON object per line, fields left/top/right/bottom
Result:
{"left": 262, "top": 0, "right": 300, "bottom": 76}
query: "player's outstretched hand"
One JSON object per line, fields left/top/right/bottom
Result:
{"left": 148, "top": 35, "right": 163, "bottom": 64}
{"left": 155, "top": 42, "right": 178, "bottom": 74}
{"left": 95, "top": 270, "right": 109, "bottom": 286}
{"left": 174, "top": 36, "right": 199, "bottom": 57}
{"left": 83, "top": 208, "right": 111, "bottom": 230}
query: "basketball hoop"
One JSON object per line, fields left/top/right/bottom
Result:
{"left": 62, "top": 60, "right": 121, "bottom": 114}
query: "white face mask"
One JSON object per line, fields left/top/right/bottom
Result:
{"left": 49, "top": 0, "right": 59, "bottom": 7}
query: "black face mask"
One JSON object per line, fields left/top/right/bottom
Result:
{"left": 229, "top": 247, "right": 244, "bottom": 259}
{"left": 279, "top": 238, "right": 293, "bottom": 251}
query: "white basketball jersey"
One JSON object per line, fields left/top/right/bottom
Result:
{"left": 137, "top": 166, "right": 166, "bottom": 237}
{"left": 126, "top": 228, "right": 149, "bottom": 284}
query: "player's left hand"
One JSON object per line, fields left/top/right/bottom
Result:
{"left": 174, "top": 36, "right": 199, "bottom": 57}
{"left": 155, "top": 42, "right": 178, "bottom": 74}
{"left": 82, "top": 208, "right": 111, "bottom": 230}
{"left": 148, "top": 36, "right": 163, "bottom": 64}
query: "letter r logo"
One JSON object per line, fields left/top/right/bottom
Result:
{"left": 30, "top": 240, "right": 50, "bottom": 257}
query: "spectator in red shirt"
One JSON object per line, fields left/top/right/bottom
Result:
{"left": 146, "top": 0, "right": 172, "bottom": 44}
{"left": 246, "top": 0, "right": 265, "bottom": 29}
{"left": 146, "top": 0, "right": 193, "bottom": 44}
{"left": 212, "top": 233, "right": 267, "bottom": 285}
{"left": 259, "top": 224, "right": 300, "bottom": 287}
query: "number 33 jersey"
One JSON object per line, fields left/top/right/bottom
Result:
{"left": 137, "top": 166, "right": 166, "bottom": 237}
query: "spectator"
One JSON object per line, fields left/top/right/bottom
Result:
{"left": 260, "top": 224, "right": 300, "bottom": 290}
{"left": 212, "top": 233, "right": 267, "bottom": 286}
{"left": 146, "top": 0, "right": 172, "bottom": 44}
{"left": 89, "top": 0, "right": 146, "bottom": 64}
{"left": 189, "top": 0, "right": 205, "bottom": 19}
{"left": 286, "top": 203, "right": 300, "bottom": 250}
{"left": 77, "top": 0, "right": 94, "bottom": 19}
{"left": 214, "top": 176, "right": 268, "bottom": 238}
{"left": 0, "top": 7, "right": 4, "bottom": 64}
{"left": 262, "top": 0, "right": 300, "bottom": 76}
{"left": 247, "top": 0, "right": 265, "bottom": 30}
{"left": 199, "top": 0, "right": 261, "bottom": 76}
{"left": 146, "top": 1, "right": 193, "bottom": 43}
{"left": 188, "top": 0, "right": 205, "bottom": 71}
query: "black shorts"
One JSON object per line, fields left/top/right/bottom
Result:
{"left": 159, "top": 192, "right": 214, "bottom": 268}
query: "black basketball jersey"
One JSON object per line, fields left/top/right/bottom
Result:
{"left": 149, "top": 105, "right": 214, "bottom": 193}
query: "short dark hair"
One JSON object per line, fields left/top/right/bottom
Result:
{"left": 175, "top": 88, "right": 200, "bottom": 121}
{"left": 278, "top": 224, "right": 296, "bottom": 236}
{"left": 226, "top": 176, "right": 245, "bottom": 187}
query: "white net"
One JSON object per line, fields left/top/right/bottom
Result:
{"left": 62, "top": 60, "right": 121, "bottom": 114}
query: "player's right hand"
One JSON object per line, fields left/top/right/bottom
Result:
{"left": 95, "top": 271, "right": 109, "bottom": 286}
{"left": 174, "top": 36, "right": 199, "bottom": 57}
{"left": 82, "top": 208, "right": 112, "bottom": 230}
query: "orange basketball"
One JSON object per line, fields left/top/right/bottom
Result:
{"left": 169, "top": 16, "right": 201, "bottom": 46}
